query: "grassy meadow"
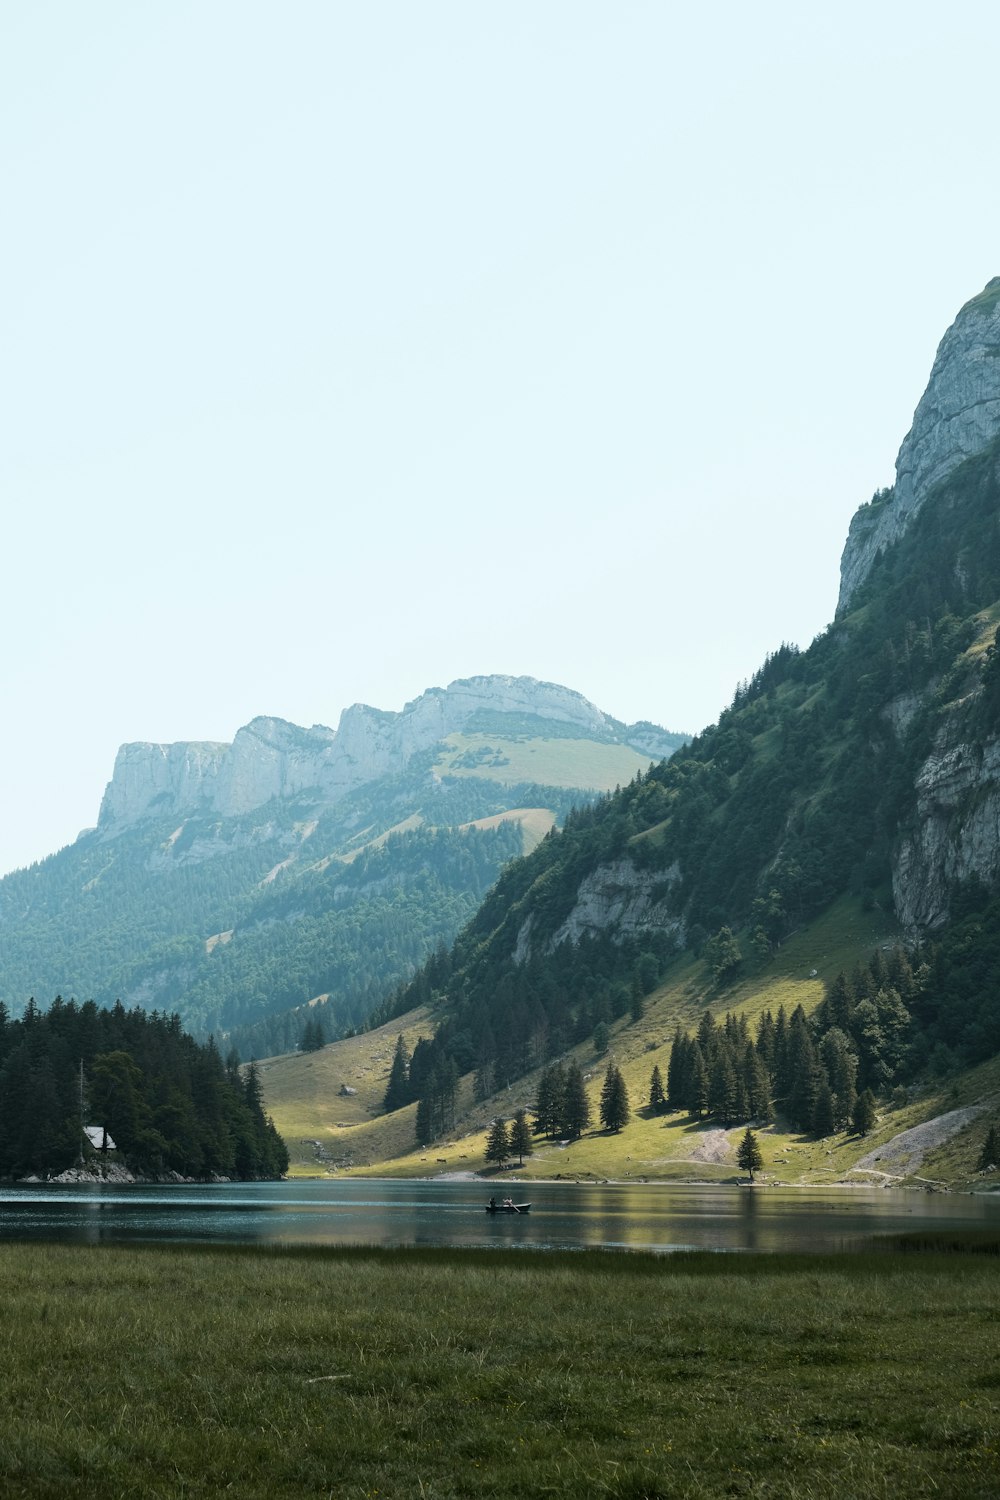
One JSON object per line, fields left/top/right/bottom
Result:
{"left": 0, "top": 1240, "right": 998, "bottom": 1498}
{"left": 433, "top": 731, "right": 655, "bottom": 792}
{"left": 254, "top": 895, "right": 1000, "bottom": 1189}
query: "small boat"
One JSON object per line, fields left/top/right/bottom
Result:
{"left": 485, "top": 1202, "right": 531, "bottom": 1214}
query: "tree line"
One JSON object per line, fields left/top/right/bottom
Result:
{"left": 0, "top": 996, "right": 287, "bottom": 1180}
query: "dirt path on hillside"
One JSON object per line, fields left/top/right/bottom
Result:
{"left": 849, "top": 1103, "right": 990, "bottom": 1179}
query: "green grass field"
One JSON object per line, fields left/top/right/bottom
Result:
{"left": 0, "top": 1241, "right": 998, "bottom": 1498}
{"left": 434, "top": 732, "right": 655, "bottom": 792}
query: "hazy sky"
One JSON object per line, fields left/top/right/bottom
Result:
{"left": 3, "top": 2, "right": 1000, "bottom": 876}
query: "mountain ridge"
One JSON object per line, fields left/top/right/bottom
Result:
{"left": 98, "top": 675, "right": 685, "bottom": 832}
{"left": 0, "top": 675, "right": 687, "bottom": 1053}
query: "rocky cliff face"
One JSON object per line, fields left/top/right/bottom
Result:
{"left": 97, "top": 676, "right": 676, "bottom": 831}
{"left": 893, "top": 729, "right": 1000, "bottom": 930}
{"left": 547, "top": 858, "right": 684, "bottom": 949}
{"left": 838, "top": 278, "right": 1000, "bottom": 613}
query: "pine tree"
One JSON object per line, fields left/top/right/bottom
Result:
{"left": 812, "top": 1079, "right": 836, "bottom": 1138}
{"left": 820, "top": 1027, "right": 858, "bottom": 1129}
{"left": 382, "top": 1034, "right": 410, "bottom": 1113}
{"left": 689, "top": 1046, "right": 709, "bottom": 1119}
{"left": 534, "top": 1062, "right": 566, "bottom": 1137}
{"left": 736, "top": 1127, "right": 764, "bottom": 1182}
{"left": 977, "top": 1123, "right": 999, "bottom": 1172}
{"left": 599, "top": 1063, "right": 630, "bottom": 1133}
{"left": 666, "top": 1026, "right": 687, "bottom": 1108}
{"left": 414, "top": 1094, "right": 433, "bottom": 1147}
{"left": 485, "top": 1116, "right": 511, "bottom": 1168}
{"left": 852, "top": 1087, "right": 877, "bottom": 1136}
{"left": 743, "top": 1042, "right": 773, "bottom": 1123}
{"left": 510, "top": 1108, "right": 533, "bottom": 1166}
{"left": 648, "top": 1063, "right": 666, "bottom": 1114}
{"left": 708, "top": 1048, "right": 739, "bottom": 1126}
{"left": 561, "top": 1062, "right": 591, "bottom": 1140}
{"left": 299, "top": 1015, "right": 326, "bottom": 1053}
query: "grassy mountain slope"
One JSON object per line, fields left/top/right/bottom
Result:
{"left": 260, "top": 896, "right": 998, "bottom": 1186}
{"left": 432, "top": 732, "right": 657, "bottom": 791}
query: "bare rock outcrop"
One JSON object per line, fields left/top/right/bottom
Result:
{"left": 839, "top": 278, "right": 1000, "bottom": 613}
{"left": 545, "top": 857, "right": 683, "bottom": 950}
{"left": 893, "top": 732, "right": 1000, "bottom": 930}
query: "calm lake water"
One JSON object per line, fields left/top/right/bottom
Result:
{"left": 1, "top": 1179, "right": 999, "bottom": 1253}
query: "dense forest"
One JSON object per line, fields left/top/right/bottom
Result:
{"left": 0, "top": 997, "right": 287, "bottom": 1180}
{"left": 373, "top": 436, "right": 1000, "bottom": 1139}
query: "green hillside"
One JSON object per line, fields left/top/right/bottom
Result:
{"left": 0, "top": 703, "right": 684, "bottom": 1057}
{"left": 351, "top": 435, "right": 1000, "bottom": 1169}
{"left": 261, "top": 895, "right": 999, "bottom": 1189}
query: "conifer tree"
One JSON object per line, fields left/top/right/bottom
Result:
{"left": 382, "top": 1034, "right": 410, "bottom": 1113}
{"left": 599, "top": 1063, "right": 630, "bottom": 1133}
{"left": 852, "top": 1087, "right": 877, "bottom": 1136}
{"left": 689, "top": 1046, "right": 709, "bottom": 1118}
{"left": 510, "top": 1108, "right": 533, "bottom": 1166}
{"left": 977, "top": 1123, "right": 999, "bottom": 1172}
{"left": 534, "top": 1062, "right": 566, "bottom": 1137}
{"left": 666, "top": 1026, "right": 687, "bottom": 1108}
{"left": 812, "top": 1079, "right": 836, "bottom": 1137}
{"left": 648, "top": 1063, "right": 666, "bottom": 1114}
{"left": 562, "top": 1062, "right": 591, "bottom": 1140}
{"left": 485, "top": 1116, "right": 511, "bottom": 1168}
{"left": 743, "top": 1043, "right": 773, "bottom": 1122}
{"left": 736, "top": 1127, "right": 764, "bottom": 1182}
{"left": 414, "top": 1093, "right": 433, "bottom": 1147}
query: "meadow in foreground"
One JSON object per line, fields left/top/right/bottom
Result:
{"left": 0, "top": 1241, "right": 997, "bottom": 1498}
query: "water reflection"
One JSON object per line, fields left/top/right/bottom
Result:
{"left": 1, "top": 1180, "right": 998, "bottom": 1254}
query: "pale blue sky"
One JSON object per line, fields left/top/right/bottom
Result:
{"left": 3, "top": 2, "right": 1000, "bottom": 874}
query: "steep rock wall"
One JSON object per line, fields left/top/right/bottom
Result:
{"left": 839, "top": 279, "right": 1000, "bottom": 612}
{"left": 893, "top": 731, "right": 1000, "bottom": 930}
{"left": 97, "top": 676, "right": 677, "bottom": 831}
{"left": 542, "top": 857, "right": 683, "bottom": 950}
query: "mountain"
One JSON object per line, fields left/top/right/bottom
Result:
{"left": 374, "top": 278, "right": 1000, "bottom": 1111}
{"left": 0, "top": 676, "right": 686, "bottom": 1052}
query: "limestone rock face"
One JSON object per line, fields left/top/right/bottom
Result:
{"left": 838, "top": 279, "right": 1000, "bottom": 612}
{"left": 97, "top": 676, "right": 675, "bottom": 832}
{"left": 214, "top": 717, "right": 337, "bottom": 817}
{"left": 893, "top": 732, "right": 1000, "bottom": 930}
{"left": 540, "top": 857, "right": 683, "bottom": 951}
{"left": 99, "top": 740, "right": 229, "bottom": 827}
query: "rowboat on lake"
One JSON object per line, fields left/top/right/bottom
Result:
{"left": 486, "top": 1200, "right": 531, "bottom": 1214}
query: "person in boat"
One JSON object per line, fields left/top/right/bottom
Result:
{"left": 503, "top": 1197, "right": 517, "bottom": 1210}
{"left": 489, "top": 1196, "right": 496, "bottom": 1210}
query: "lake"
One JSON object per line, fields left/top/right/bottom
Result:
{"left": 1, "top": 1178, "right": 999, "bottom": 1253}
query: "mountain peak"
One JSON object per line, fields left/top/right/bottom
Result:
{"left": 838, "top": 277, "right": 1000, "bottom": 612}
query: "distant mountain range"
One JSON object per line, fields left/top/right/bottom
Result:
{"left": 0, "top": 676, "right": 686, "bottom": 1053}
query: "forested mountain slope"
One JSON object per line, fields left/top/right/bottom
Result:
{"left": 0, "top": 677, "right": 685, "bottom": 1054}
{"left": 373, "top": 278, "right": 1000, "bottom": 1112}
